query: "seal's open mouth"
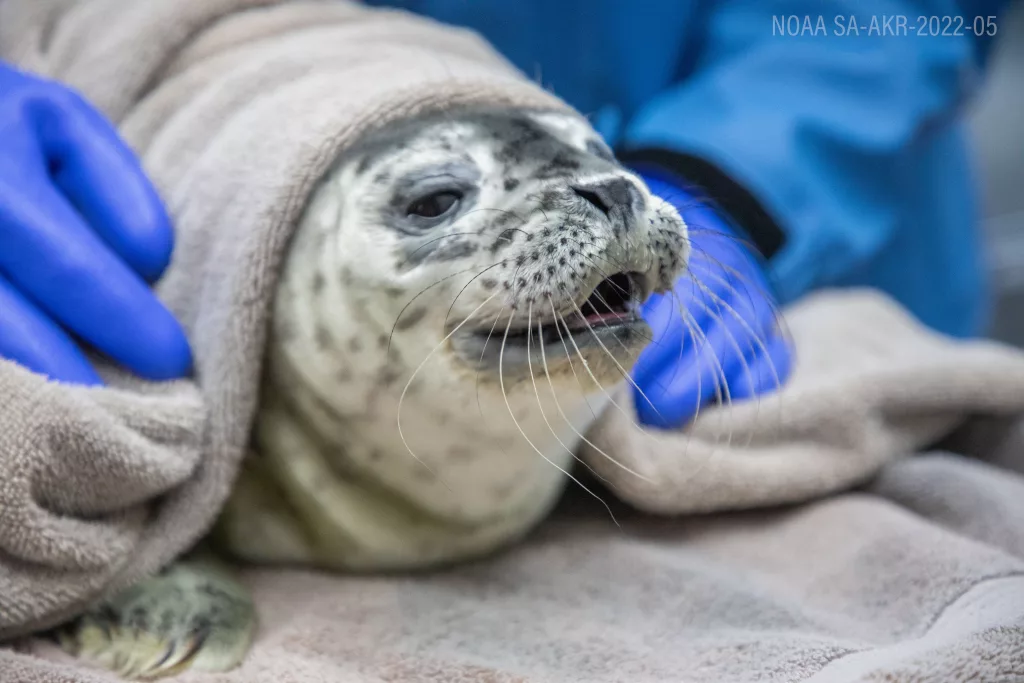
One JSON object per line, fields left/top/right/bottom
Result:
{"left": 502, "top": 271, "right": 643, "bottom": 346}
{"left": 455, "top": 272, "right": 652, "bottom": 371}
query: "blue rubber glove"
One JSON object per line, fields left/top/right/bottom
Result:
{"left": 0, "top": 64, "right": 192, "bottom": 386}
{"left": 630, "top": 169, "right": 793, "bottom": 429}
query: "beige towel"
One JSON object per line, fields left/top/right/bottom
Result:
{"left": 2, "top": 0, "right": 1024, "bottom": 679}
{"left": 582, "top": 288, "right": 1024, "bottom": 514}
{"left": 4, "top": 450, "right": 1024, "bottom": 682}
{"left": 0, "top": 0, "right": 572, "bottom": 639}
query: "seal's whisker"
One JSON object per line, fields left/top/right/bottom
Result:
{"left": 474, "top": 303, "right": 507, "bottom": 418}
{"left": 555, "top": 300, "right": 660, "bottom": 437}
{"left": 657, "top": 286, "right": 739, "bottom": 477}
{"left": 405, "top": 231, "right": 500, "bottom": 261}
{"left": 442, "top": 260, "right": 507, "bottom": 331}
{"left": 684, "top": 240, "right": 786, "bottom": 330}
{"left": 552, "top": 299, "right": 643, "bottom": 429}
{"left": 687, "top": 253, "right": 792, "bottom": 370}
{"left": 686, "top": 255, "right": 769, "bottom": 317}
{"left": 498, "top": 306, "right": 619, "bottom": 526}
{"left": 689, "top": 272, "right": 766, "bottom": 384}
{"left": 569, "top": 237, "right": 651, "bottom": 291}
{"left": 460, "top": 207, "right": 531, "bottom": 232}
{"left": 525, "top": 304, "right": 613, "bottom": 484}
{"left": 666, "top": 292, "right": 708, "bottom": 469}
{"left": 670, "top": 287, "right": 733, "bottom": 449}
{"left": 683, "top": 269, "right": 788, "bottom": 449}
{"left": 397, "top": 291, "right": 500, "bottom": 487}
{"left": 666, "top": 206, "right": 772, "bottom": 264}
{"left": 679, "top": 272, "right": 771, "bottom": 460}
{"left": 389, "top": 262, "right": 488, "bottom": 354}
{"left": 578, "top": 273, "right": 654, "bottom": 347}
{"left": 576, "top": 252, "right": 638, "bottom": 297}
{"left": 647, "top": 187, "right": 774, "bottom": 255}
{"left": 568, "top": 299, "right": 670, "bottom": 426}
{"left": 563, "top": 195, "right": 663, "bottom": 278}
{"left": 669, "top": 292, "right": 753, "bottom": 485}
{"left": 663, "top": 262, "right": 725, "bottom": 368}
{"left": 654, "top": 277, "right": 722, "bottom": 397}
{"left": 465, "top": 301, "right": 521, "bottom": 479}
{"left": 559, "top": 233, "right": 655, "bottom": 340}
{"left": 548, "top": 300, "right": 602, "bottom": 422}
{"left": 678, "top": 282, "right": 733, "bottom": 409}
{"left": 686, "top": 266, "right": 785, "bottom": 398}
{"left": 542, "top": 298, "right": 652, "bottom": 482}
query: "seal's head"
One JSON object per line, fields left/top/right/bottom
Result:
{"left": 285, "top": 108, "right": 687, "bottom": 386}
{"left": 244, "top": 107, "right": 688, "bottom": 571}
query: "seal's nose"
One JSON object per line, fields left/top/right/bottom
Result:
{"left": 571, "top": 177, "right": 644, "bottom": 222}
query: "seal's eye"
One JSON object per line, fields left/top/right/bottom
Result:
{"left": 407, "top": 191, "right": 462, "bottom": 219}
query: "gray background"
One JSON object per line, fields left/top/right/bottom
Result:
{"left": 969, "top": 3, "right": 1024, "bottom": 346}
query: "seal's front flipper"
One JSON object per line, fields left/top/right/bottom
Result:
{"left": 55, "top": 558, "right": 255, "bottom": 680}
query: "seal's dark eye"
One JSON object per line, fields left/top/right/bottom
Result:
{"left": 407, "top": 191, "right": 462, "bottom": 219}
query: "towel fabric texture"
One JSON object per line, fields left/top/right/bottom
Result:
{"left": 1, "top": 1, "right": 1023, "bottom": 680}
{"left": 0, "top": 0, "right": 573, "bottom": 639}
{"left": 4, "top": 444, "right": 1024, "bottom": 682}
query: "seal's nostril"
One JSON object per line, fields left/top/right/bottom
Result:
{"left": 571, "top": 186, "right": 611, "bottom": 216}
{"left": 571, "top": 178, "right": 640, "bottom": 219}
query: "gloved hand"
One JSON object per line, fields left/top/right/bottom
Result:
{"left": 0, "top": 63, "right": 192, "bottom": 386}
{"left": 630, "top": 169, "right": 793, "bottom": 429}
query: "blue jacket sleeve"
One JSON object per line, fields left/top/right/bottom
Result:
{"left": 617, "top": 0, "right": 1011, "bottom": 314}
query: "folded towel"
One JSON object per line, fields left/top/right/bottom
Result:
{"left": 0, "top": 0, "right": 572, "bottom": 639}
{"left": 2, "top": 2, "right": 1024, "bottom": 680}
{"left": 5, "top": 448, "right": 1023, "bottom": 682}
{"left": 582, "top": 288, "right": 1024, "bottom": 514}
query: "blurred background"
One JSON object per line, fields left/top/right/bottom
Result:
{"left": 970, "top": 2, "right": 1024, "bottom": 347}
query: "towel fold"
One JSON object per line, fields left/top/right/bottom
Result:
{"left": 582, "top": 289, "right": 1024, "bottom": 514}
{"left": 1, "top": 1, "right": 1023, "bottom": 680}
{"left": 0, "top": 0, "right": 572, "bottom": 639}
{"left": 5, "top": 449, "right": 1023, "bottom": 682}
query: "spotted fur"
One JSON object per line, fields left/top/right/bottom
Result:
{"left": 228, "top": 106, "right": 689, "bottom": 570}
{"left": 56, "top": 106, "right": 689, "bottom": 680}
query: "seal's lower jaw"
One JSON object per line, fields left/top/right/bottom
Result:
{"left": 451, "top": 271, "right": 651, "bottom": 377}
{"left": 453, "top": 315, "right": 649, "bottom": 374}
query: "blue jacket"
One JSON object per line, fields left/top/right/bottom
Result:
{"left": 366, "top": 0, "right": 1012, "bottom": 338}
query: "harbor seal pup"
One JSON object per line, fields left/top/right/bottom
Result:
{"left": 55, "top": 106, "right": 689, "bottom": 679}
